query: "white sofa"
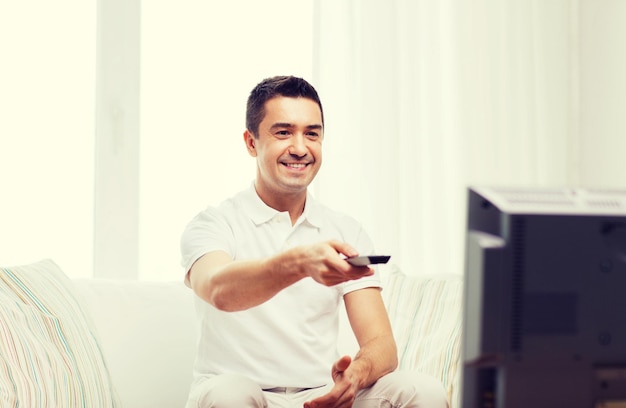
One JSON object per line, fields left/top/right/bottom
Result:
{"left": 0, "top": 260, "right": 463, "bottom": 408}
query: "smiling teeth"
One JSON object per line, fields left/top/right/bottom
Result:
{"left": 286, "top": 163, "right": 306, "bottom": 168}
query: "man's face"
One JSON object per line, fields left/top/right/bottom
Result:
{"left": 245, "top": 96, "right": 323, "bottom": 198}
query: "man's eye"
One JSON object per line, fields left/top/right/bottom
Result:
{"left": 276, "top": 130, "right": 290, "bottom": 137}
{"left": 306, "top": 132, "right": 319, "bottom": 138}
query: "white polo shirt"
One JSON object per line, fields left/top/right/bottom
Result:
{"left": 180, "top": 184, "right": 381, "bottom": 389}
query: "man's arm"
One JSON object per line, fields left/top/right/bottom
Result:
{"left": 304, "top": 287, "right": 397, "bottom": 408}
{"left": 188, "top": 240, "right": 374, "bottom": 312}
{"left": 343, "top": 287, "right": 398, "bottom": 386}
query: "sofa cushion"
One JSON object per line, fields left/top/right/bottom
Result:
{"left": 72, "top": 278, "right": 197, "bottom": 408}
{"left": 0, "top": 259, "right": 120, "bottom": 407}
{"left": 382, "top": 265, "right": 463, "bottom": 408}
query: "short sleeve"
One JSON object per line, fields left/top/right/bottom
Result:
{"left": 339, "top": 220, "right": 383, "bottom": 295}
{"left": 179, "top": 207, "right": 235, "bottom": 275}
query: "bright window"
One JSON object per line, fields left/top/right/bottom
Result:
{"left": 0, "top": 1, "right": 313, "bottom": 280}
{"left": 0, "top": 1, "right": 96, "bottom": 278}
{"left": 139, "top": 0, "right": 314, "bottom": 280}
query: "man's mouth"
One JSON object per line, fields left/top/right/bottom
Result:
{"left": 282, "top": 162, "right": 309, "bottom": 169}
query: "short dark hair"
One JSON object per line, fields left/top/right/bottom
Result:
{"left": 246, "top": 75, "right": 324, "bottom": 137}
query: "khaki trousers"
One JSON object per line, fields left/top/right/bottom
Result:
{"left": 185, "top": 370, "right": 449, "bottom": 408}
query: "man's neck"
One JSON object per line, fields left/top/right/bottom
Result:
{"left": 254, "top": 184, "right": 307, "bottom": 226}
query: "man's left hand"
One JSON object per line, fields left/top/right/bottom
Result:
{"left": 304, "top": 355, "right": 360, "bottom": 408}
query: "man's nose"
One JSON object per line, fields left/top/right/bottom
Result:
{"left": 289, "top": 134, "right": 308, "bottom": 157}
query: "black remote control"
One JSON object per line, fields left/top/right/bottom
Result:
{"left": 346, "top": 255, "right": 391, "bottom": 266}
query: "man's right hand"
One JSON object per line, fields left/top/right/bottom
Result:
{"left": 287, "top": 240, "right": 374, "bottom": 286}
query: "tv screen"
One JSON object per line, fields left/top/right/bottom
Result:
{"left": 462, "top": 186, "right": 626, "bottom": 408}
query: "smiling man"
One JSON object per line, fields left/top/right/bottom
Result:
{"left": 180, "top": 76, "right": 448, "bottom": 408}
{"left": 245, "top": 95, "right": 323, "bottom": 224}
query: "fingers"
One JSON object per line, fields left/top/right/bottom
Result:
{"left": 301, "top": 240, "right": 374, "bottom": 286}
{"left": 333, "top": 355, "right": 352, "bottom": 375}
{"left": 327, "top": 240, "right": 359, "bottom": 259}
{"left": 305, "top": 357, "right": 357, "bottom": 408}
{"left": 304, "top": 386, "right": 354, "bottom": 408}
{"left": 324, "top": 241, "right": 373, "bottom": 275}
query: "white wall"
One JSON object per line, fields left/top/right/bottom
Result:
{"left": 579, "top": 0, "right": 626, "bottom": 189}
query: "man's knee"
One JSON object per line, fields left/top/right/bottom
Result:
{"left": 401, "top": 371, "right": 449, "bottom": 407}
{"left": 186, "top": 374, "right": 266, "bottom": 408}
{"left": 364, "top": 370, "right": 449, "bottom": 408}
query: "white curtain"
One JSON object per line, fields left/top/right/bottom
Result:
{"left": 312, "top": 0, "right": 577, "bottom": 275}
{"left": 5, "top": 1, "right": 624, "bottom": 281}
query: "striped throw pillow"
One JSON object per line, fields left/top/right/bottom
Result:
{"left": 0, "top": 259, "right": 120, "bottom": 407}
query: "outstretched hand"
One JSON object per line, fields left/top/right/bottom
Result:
{"left": 304, "top": 356, "right": 359, "bottom": 408}
{"left": 297, "top": 240, "right": 374, "bottom": 286}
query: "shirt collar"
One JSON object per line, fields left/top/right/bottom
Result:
{"left": 241, "top": 182, "right": 323, "bottom": 229}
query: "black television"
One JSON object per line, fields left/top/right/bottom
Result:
{"left": 462, "top": 186, "right": 626, "bottom": 408}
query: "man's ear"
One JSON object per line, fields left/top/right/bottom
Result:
{"left": 244, "top": 130, "right": 257, "bottom": 157}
